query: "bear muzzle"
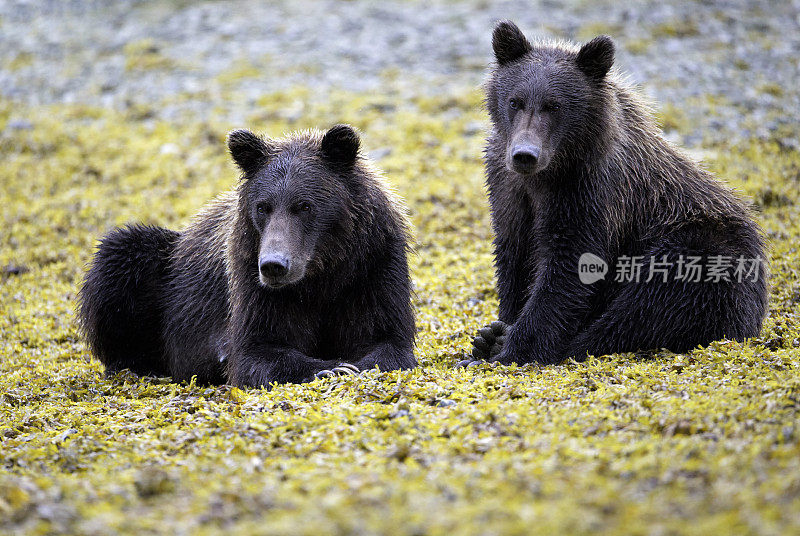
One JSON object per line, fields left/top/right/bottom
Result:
{"left": 510, "top": 142, "right": 541, "bottom": 174}
{"left": 259, "top": 253, "right": 290, "bottom": 280}
{"left": 257, "top": 251, "right": 307, "bottom": 288}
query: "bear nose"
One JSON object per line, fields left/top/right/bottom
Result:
{"left": 511, "top": 144, "right": 540, "bottom": 172}
{"left": 259, "top": 254, "right": 290, "bottom": 279}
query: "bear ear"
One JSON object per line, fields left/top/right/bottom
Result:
{"left": 320, "top": 124, "right": 360, "bottom": 167}
{"left": 492, "top": 20, "right": 532, "bottom": 66}
{"left": 227, "top": 129, "right": 272, "bottom": 175}
{"left": 576, "top": 35, "right": 615, "bottom": 81}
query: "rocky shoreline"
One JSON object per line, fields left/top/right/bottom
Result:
{"left": 1, "top": 0, "right": 798, "bottom": 146}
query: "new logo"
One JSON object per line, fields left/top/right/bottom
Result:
{"left": 578, "top": 253, "right": 608, "bottom": 284}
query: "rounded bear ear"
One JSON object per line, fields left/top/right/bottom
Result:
{"left": 492, "top": 20, "right": 532, "bottom": 66}
{"left": 576, "top": 35, "right": 615, "bottom": 81}
{"left": 320, "top": 124, "right": 360, "bottom": 167}
{"left": 227, "top": 129, "right": 272, "bottom": 175}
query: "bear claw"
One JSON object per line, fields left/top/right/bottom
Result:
{"left": 456, "top": 358, "right": 487, "bottom": 368}
{"left": 314, "top": 363, "right": 360, "bottom": 380}
{"left": 331, "top": 365, "right": 358, "bottom": 376}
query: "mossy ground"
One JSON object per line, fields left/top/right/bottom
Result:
{"left": 1, "top": 87, "right": 799, "bottom": 535}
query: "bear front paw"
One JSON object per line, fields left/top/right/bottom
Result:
{"left": 470, "top": 320, "right": 509, "bottom": 361}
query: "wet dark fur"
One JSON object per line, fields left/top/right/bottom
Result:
{"left": 78, "top": 224, "right": 178, "bottom": 377}
{"left": 483, "top": 22, "right": 768, "bottom": 365}
{"left": 78, "top": 126, "right": 416, "bottom": 386}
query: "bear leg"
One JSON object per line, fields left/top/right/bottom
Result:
{"left": 78, "top": 224, "right": 178, "bottom": 376}
{"left": 568, "top": 248, "right": 767, "bottom": 359}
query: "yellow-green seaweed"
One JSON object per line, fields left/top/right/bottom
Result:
{"left": 1, "top": 87, "right": 798, "bottom": 535}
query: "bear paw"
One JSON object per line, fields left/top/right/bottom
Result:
{"left": 471, "top": 321, "right": 509, "bottom": 360}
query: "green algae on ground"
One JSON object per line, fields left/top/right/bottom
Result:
{"left": 1, "top": 89, "right": 799, "bottom": 535}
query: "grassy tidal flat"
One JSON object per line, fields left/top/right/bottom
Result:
{"left": 1, "top": 87, "right": 799, "bottom": 535}
{"left": 2, "top": 0, "right": 800, "bottom": 534}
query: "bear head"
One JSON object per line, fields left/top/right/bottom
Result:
{"left": 487, "top": 20, "right": 615, "bottom": 179}
{"left": 227, "top": 124, "right": 360, "bottom": 289}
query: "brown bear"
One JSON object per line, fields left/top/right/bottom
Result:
{"left": 466, "top": 21, "right": 768, "bottom": 366}
{"left": 79, "top": 125, "right": 417, "bottom": 387}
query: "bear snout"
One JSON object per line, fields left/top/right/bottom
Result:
{"left": 259, "top": 253, "right": 291, "bottom": 281}
{"left": 510, "top": 143, "right": 540, "bottom": 174}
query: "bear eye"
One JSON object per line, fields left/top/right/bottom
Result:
{"left": 543, "top": 101, "right": 561, "bottom": 113}
{"left": 256, "top": 203, "right": 272, "bottom": 216}
{"left": 293, "top": 201, "right": 312, "bottom": 214}
{"left": 508, "top": 98, "right": 523, "bottom": 111}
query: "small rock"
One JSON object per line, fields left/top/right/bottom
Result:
{"left": 368, "top": 147, "right": 392, "bottom": 160}
{"left": 134, "top": 468, "right": 175, "bottom": 498}
{"left": 6, "top": 119, "right": 33, "bottom": 131}
{"left": 462, "top": 121, "right": 484, "bottom": 136}
{"left": 159, "top": 143, "right": 179, "bottom": 155}
{"left": 2, "top": 263, "right": 30, "bottom": 276}
{"left": 778, "top": 137, "right": 800, "bottom": 151}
